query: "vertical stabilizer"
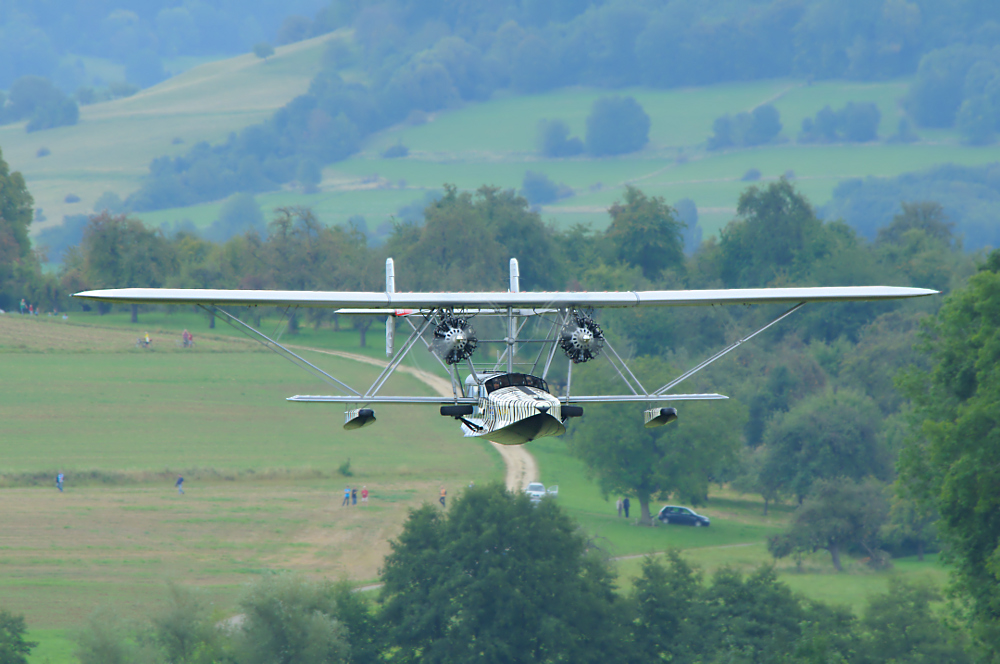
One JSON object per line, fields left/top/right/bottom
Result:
{"left": 509, "top": 258, "right": 520, "bottom": 293}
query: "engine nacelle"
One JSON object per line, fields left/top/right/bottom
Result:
{"left": 644, "top": 407, "right": 678, "bottom": 428}
{"left": 560, "top": 314, "right": 604, "bottom": 363}
{"left": 344, "top": 408, "right": 376, "bottom": 430}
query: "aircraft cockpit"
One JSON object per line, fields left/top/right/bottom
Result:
{"left": 483, "top": 373, "right": 550, "bottom": 394}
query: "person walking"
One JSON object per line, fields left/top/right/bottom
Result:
{"left": 19, "top": 298, "right": 26, "bottom": 315}
{"left": 342, "top": 486, "right": 351, "bottom": 507}
{"left": 176, "top": 476, "right": 184, "bottom": 494}
{"left": 56, "top": 472, "right": 64, "bottom": 492}
{"left": 351, "top": 487, "right": 358, "bottom": 505}
{"left": 439, "top": 486, "right": 447, "bottom": 508}
{"left": 361, "top": 486, "right": 368, "bottom": 506}
{"left": 616, "top": 497, "right": 624, "bottom": 517}
{"left": 623, "top": 497, "right": 631, "bottom": 519}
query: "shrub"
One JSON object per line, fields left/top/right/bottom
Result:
{"left": 536, "top": 119, "right": 584, "bottom": 157}
{"left": 799, "top": 102, "right": 881, "bottom": 143}
{"left": 253, "top": 42, "right": 275, "bottom": 59}
{"left": 520, "top": 171, "right": 564, "bottom": 205}
{"left": 585, "top": 96, "right": 650, "bottom": 156}
{"left": 338, "top": 458, "right": 353, "bottom": 477}
{"left": 381, "top": 142, "right": 409, "bottom": 158}
{"left": 708, "top": 104, "right": 781, "bottom": 150}
{"left": 742, "top": 167, "right": 761, "bottom": 181}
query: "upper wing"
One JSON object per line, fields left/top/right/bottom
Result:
{"left": 73, "top": 285, "right": 936, "bottom": 309}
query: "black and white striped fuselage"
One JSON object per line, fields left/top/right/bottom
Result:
{"left": 460, "top": 382, "right": 565, "bottom": 446}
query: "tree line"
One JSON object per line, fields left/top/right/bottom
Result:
{"left": 0, "top": 484, "right": 977, "bottom": 664}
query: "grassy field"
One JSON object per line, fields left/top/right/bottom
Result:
{"left": 6, "top": 59, "right": 994, "bottom": 249}
{"left": 0, "top": 32, "right": 344, "bottom": 227}
{"left": 130, "top": 77, "right": 997, "bottom": 240}
{"left": 1, "top": 313, "right": 952, "bottom": 662}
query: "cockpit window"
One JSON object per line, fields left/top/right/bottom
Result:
{"left": 484, "top": 374, "right": 549, "bottom": 394}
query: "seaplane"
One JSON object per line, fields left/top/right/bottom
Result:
{"left": 73, "top": 259, "right": 936, "bottom": 445}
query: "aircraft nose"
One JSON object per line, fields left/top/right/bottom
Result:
{"left": 535, "top": 403, "right": 550, "bottom": 414}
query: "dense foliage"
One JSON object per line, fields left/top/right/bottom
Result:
{"left": 899, "top": 256, "right": 1000, "bottom": 655}
{"left": 59, "top": 486, "right": 974, "bottom": 663}
{"left": 822, "top": 162, "right": 1000, "bottom": 248}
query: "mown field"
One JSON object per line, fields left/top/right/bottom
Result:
{"left": 138, "top": 78, "right": 995, "bottom": 239}
{"left": 1, "top": 313, "right": 950, "bottom": 662}
{"left": 0, "top": 32, "right": 342, "bottom": 227}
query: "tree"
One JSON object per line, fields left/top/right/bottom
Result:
{"left": 234, "top": 574, "right": 349, "bottom": 664}
{"left": 0, "top": 146, "right": 37, "bottom": 309}
{"left": 585, "top": 96, "right": 650, "bottom": 156}
{"left": 0, "top": 610, "right": 37, "bottom": 664}
{"left": 768, "top": 478, "right": 889, "bottom": 571}
{"left": 605, "top": 186, "right": 685, "bottom": 280}
{"left": 856, "top": 579, "right": 971, "bottom": 664}
{"left": 760, "top": 388, "right": 889, "bottom": 503}
{"left": 882, "top": 481, "right": 939, "bottom": 561}
{"left": 378, "top": 483, "right": 621, "bottom": 663}
{"left": 566, "top": 357, "right": 745, "bottom": 525}
{"left": 148, "top": 583, "right": 219, "bottom": 664}
{"left": 253, "top": 42, "right": 275, "bottom": 59}
{"left": 204, "top": 192, "right": 265, "bottom": 242}
{"left": 520, "top": 170, "right": 563, "bottom": 205}
{"left": 898, "top": 254, "right": 1000, "bottom": 649}
{"left": 80, "top": 213, "right": 178, "bottom": 322}
{"left": 535, "top": 119, "right": 584, "bottom": 157}
{"left": 719, "top": 179, "right": 823, "bottom": 288}
{"left": 629, "top": 552, "right": 705, "bottom": 663}
{"left": 708, "top": 105, "right": 782, "bottom": 149}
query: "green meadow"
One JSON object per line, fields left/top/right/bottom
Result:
{"left": 7, "top": 51, "right": 995, "bottom": 247}
{"left": 0, "top": 31, "right": 343, "bottom": 227}
{"left": 137, "top": 77, "right": 996, "bottom": 238}
{"left": 1, "top": 314, "right": 951, "bottom": 662}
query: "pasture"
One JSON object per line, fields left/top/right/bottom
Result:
{"left": 0, "top": 32, "right": 341, "bottom": 227}
{"left": 132, "top": 77, "right": 996, "bottom": 240}
{"left": 1, "top": 314, "right": 950, "bottom": 662}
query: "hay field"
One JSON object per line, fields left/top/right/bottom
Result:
{"left": 0, "top": 32, "right": 342, "bottom": 226}
{"left": 0, "top": 315, "right": 501, "bottom": 660}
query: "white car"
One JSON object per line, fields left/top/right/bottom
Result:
{"left": 525, "top": 483, "right": 558, "bottom": 502}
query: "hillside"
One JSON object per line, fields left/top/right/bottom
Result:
{"left": 0, "top": 32, "right": 341, "bottom": 227}
{"left": 31, "top": 70, "right": 997, "bottom": 244}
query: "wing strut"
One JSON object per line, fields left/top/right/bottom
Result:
{"left": 653, "top": 302, "right": 806, "bottom": 396}
{"left": 204, "top": 305, "right": 361, "bottom": 396}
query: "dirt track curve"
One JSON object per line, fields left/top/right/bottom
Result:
{"left": 289, "top": 346, "right": 539, "bottom": 492}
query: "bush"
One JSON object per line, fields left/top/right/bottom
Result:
{"left": 742, "top": 167, "right": 761, "bottom": 181}
{"left": 0, "top": 76, "right": 79, "bottom": 131}
{"left": 381, "top": 142, "right": 409, "bottom": 158}
{"left": 338, "top": 458, "right": 353, "bottom": 477}
{"left": 707, "top": 104, "right": 781, "bottom": 150}
{"left": 536, "top": 119, "right": 584, "bottom": 157}
{"left": 520, "top": 170, "right": 569, "bottom": 205}
{"left": 585, "top": 96, "right": 650, "bottom": 156}
{"left": 800, "top": 102, "right": 881, "bottom": 143}
{"left": 253, "top": 42, "right": 275, "bottom": 59}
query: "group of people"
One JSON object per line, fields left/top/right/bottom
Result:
{"left": 19, "top": 299, "right": 41, "bottom": 316}
{"left": 181, "top": 329, "right": 194, "bottom": 347}
{"left": 616, "top": 497, "right": 631, "bottom": 518}
{"left": 342, "top": 486, "right": 368, "bottom": 506}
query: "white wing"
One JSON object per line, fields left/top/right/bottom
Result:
{"left": 73, "top": 285, "right": 936, "bottom": 309}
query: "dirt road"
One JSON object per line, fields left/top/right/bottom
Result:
{"left": 290, "top": 346, "right": 539, "bottom": 492}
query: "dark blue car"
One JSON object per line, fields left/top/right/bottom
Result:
{"left": 657, "top": 505, "right": 711, "bottom": 527}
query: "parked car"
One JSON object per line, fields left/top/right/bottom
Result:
{"left": 525, "top": 483, "right": 558, "bottom": 502}
{"left": 657, "top": 505, "right": 710, "bottom": 527}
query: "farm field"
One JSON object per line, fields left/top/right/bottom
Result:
{"left": 132, "top": 78, "right": 995, "bottom": 241}
{"left": 1, "top": 314, "right": 950, "bottom": 662}
{"left": 0, "top": 31, "right": 342, "bottom": 227}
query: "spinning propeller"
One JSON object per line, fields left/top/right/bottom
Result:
{"left": 560, "top": 313, "right": 604, "bottom": 363}
{"left": 432, "top": 314, "right": 478, "bottom": 364}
